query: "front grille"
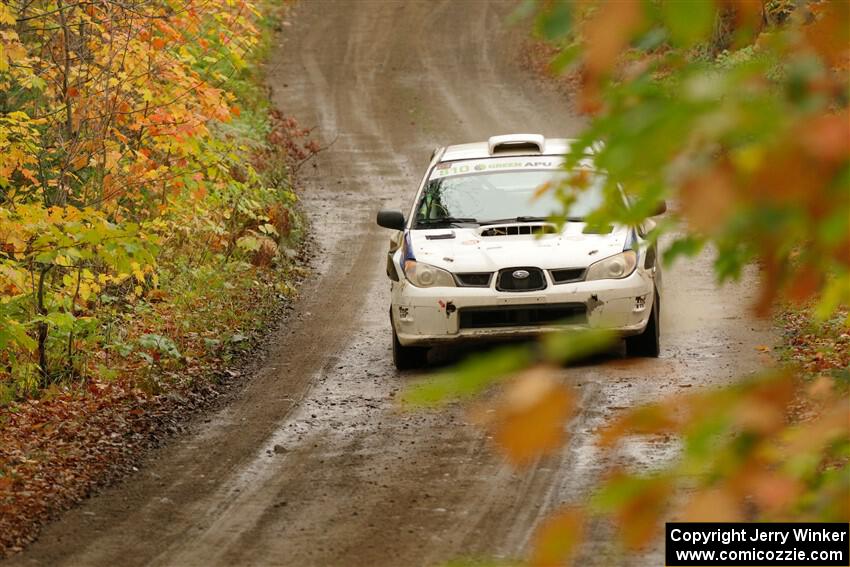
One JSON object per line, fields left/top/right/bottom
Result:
{"left": 459, "top": 303, "right": 587, "bottom": 329}
{"left": 550, "top": 268, "right": 586, "bottom": 284}
{"left": 496, "top": 267, "right": 546, "bottom": 292}
{"left": 455, "top": 272, "right": 493, "bottom": 287}
{"left": 480, "top": 224, "right": 556, "bottom": 237}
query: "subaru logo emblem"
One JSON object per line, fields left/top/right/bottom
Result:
{"left": 512, "top": 269, "right": 530, "bottom": 280}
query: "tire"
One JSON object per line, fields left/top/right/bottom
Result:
{"left": 392, "top": 326, "right": 428, "bottom": 370}
{"left": 625, "top": 293, "right": 660, "bottom": 358}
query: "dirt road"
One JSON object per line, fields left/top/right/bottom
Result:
{"left": 10, "top": 1, "right": 771, "bottom": 566}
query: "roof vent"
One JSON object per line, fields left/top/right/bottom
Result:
{"left": 488, "top": 134, "right": 545, "bottom": 155}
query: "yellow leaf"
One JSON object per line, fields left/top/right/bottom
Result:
{"left": 0, "top": 4, "right": 16, "bottom": 25}
{"left": 532, "top": 181, "right": 553, "bottom": 201}
{"left": 732, "top": 144, "right": 764, "bottom": 174}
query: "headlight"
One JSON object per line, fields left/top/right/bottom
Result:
{"left": 585, "top": 250, "right": 637, "bottom": 281}
{"left": 403, "top": 260, "right": 456, "bottom": 287}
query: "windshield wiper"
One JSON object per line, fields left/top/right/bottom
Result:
{"left": 416, "top": 217, "right": 479, "bottom": 227}
{"left": 479, "top": 215, "right": 587, "bottom": 225}
{"left": 478, "top": 216, "right": 545, "bottom": 225}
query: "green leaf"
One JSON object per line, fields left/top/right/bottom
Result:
{"left": 236, "top": 235, "right": 261, "bottom": 252}
{"left": 137, "top": 333, "right": 182, "bottom": 358}
{"left": 591, "top": 474, "right": 670, "bottom": 512}
{"left": 508, "top": 0, "right": 537, "bottom": 24}
{"left": 35, "top": 311, "right": 77, "bottom": 331}
{"left": 403, "top": 345, "right": 534, "bottom": 407}
{"left": 0, "top": 319, "right": 37, "bottom": 351}
{"left": 661, "top": 0, "right": 716, "bottom": 47}
{"left": 541, "top": 328, "right": 616, "bottom": 365}
{"left": 548, "top": 43, "right": 581, "bottom": 75}
{"left": 535, "top": 0, "right": 572, "bottom": 41}
{"left": 663, "top": 235, "right": 705, "bottom": 267}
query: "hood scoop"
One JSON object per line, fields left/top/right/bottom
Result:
{"left": 479, "top": 224, "right": 556, "bottom": 237}
{"left": 425, "top": 231, "right": 456, "bottom": 240}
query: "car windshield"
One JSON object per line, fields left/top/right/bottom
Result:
{"left": 414, "top": 168, "right": 605, "bottom": 228}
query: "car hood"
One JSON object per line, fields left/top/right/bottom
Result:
{"left": 407, "top": 223, "right": 629, "bottom": 272}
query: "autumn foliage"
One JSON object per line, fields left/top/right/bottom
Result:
{"left": 0, "top": 0, "right": 310, "bottom": 397}
{"left": 0, "top": 0, "right": 321, "bottom": 552}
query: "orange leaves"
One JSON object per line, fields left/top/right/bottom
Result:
{"left": 191, "top": 183, "right": 207, "bottom": 200}
{"left": 593, "top": 473, "right": 672, "bottom": 550}
{"left": 530, "top": 507, "right": 585, "bottom": 566}
{"left": 682, "top": 486, "right": 743, "bottom": 522}
{"left": 679, "top": 162, "right": 737, "bottom": 234}
{"left": 477, "top": 366, "right": 576, "bottom": 466}
{"left": 615, "top": 476, "right": 669, "bottom": 550}
{"left": 748, "top": 142, "right": 830, "bottom": 207}
{"left": 583, "top": 371, "right": 849, "bottom": 552}
{"left": 598, "top": 400, "right": 680, "bottom": 448}
{"left": 803, "top": 0, "right": 850, "bottom": 69}
{"left": 732, "top": 469, "right": 803, "bottom": 516}
{"left": 578, "top": 1, "right": 643, "bottom": 113}
{"left": 781, "top": 400, "right": 850, "bottom": 462}
{"left": 154, "top": 19, "right": 180, "bottom": 42}
{"left": 582, "top": 1, "right": 643, "bottom": 79}
{"left": 151, "top": 37, "right": 166, "bottom": 50}
{"left": 798, "top": 110, "right": 850, "bottom": 165}
{"left": 786, "top": 263, "right": 822, "bottom": 304}
{"left": 731, "top": 374, "right": 794, "bottom": 435}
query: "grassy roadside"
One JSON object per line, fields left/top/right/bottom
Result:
{"left": 0, "top": 1, "right": 313, "bottom": 554}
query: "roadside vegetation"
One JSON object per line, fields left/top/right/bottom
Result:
{"left": 0, "top": 0, "right": 314, "bottom": 552}
{"left": 407, "top": 1, "right": 849, "bottom": 564}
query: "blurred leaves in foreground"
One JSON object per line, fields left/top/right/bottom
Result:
{"left": 406, "top": 0, "right": 849, "bottom": 564}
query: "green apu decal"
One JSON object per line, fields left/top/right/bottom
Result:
{"left": 430, "top": 158, "right": 560, "bottom": 179}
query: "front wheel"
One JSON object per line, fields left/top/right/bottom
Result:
{"left": 625, "top": 294, "right": 660, "bottom": 358}
{"left": 392, "top": 326, "right": 428, "bottom": 370}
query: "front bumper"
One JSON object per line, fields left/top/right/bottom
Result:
{"left": 391, "top": 268, "right": 656, "bottom": 346}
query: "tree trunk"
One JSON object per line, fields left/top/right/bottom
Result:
{"left": 36, "top": 265, "right": 53, "bottom": 383}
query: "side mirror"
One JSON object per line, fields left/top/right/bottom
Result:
{"left": 377, "top": 209, "right": 406, "bottom": 231}
{"left": 652, "top": 200, "right": 667, "bottom": 216}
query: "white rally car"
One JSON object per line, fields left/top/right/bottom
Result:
{"left": 377, "top": 134, "right": 665, "bottom": 369}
